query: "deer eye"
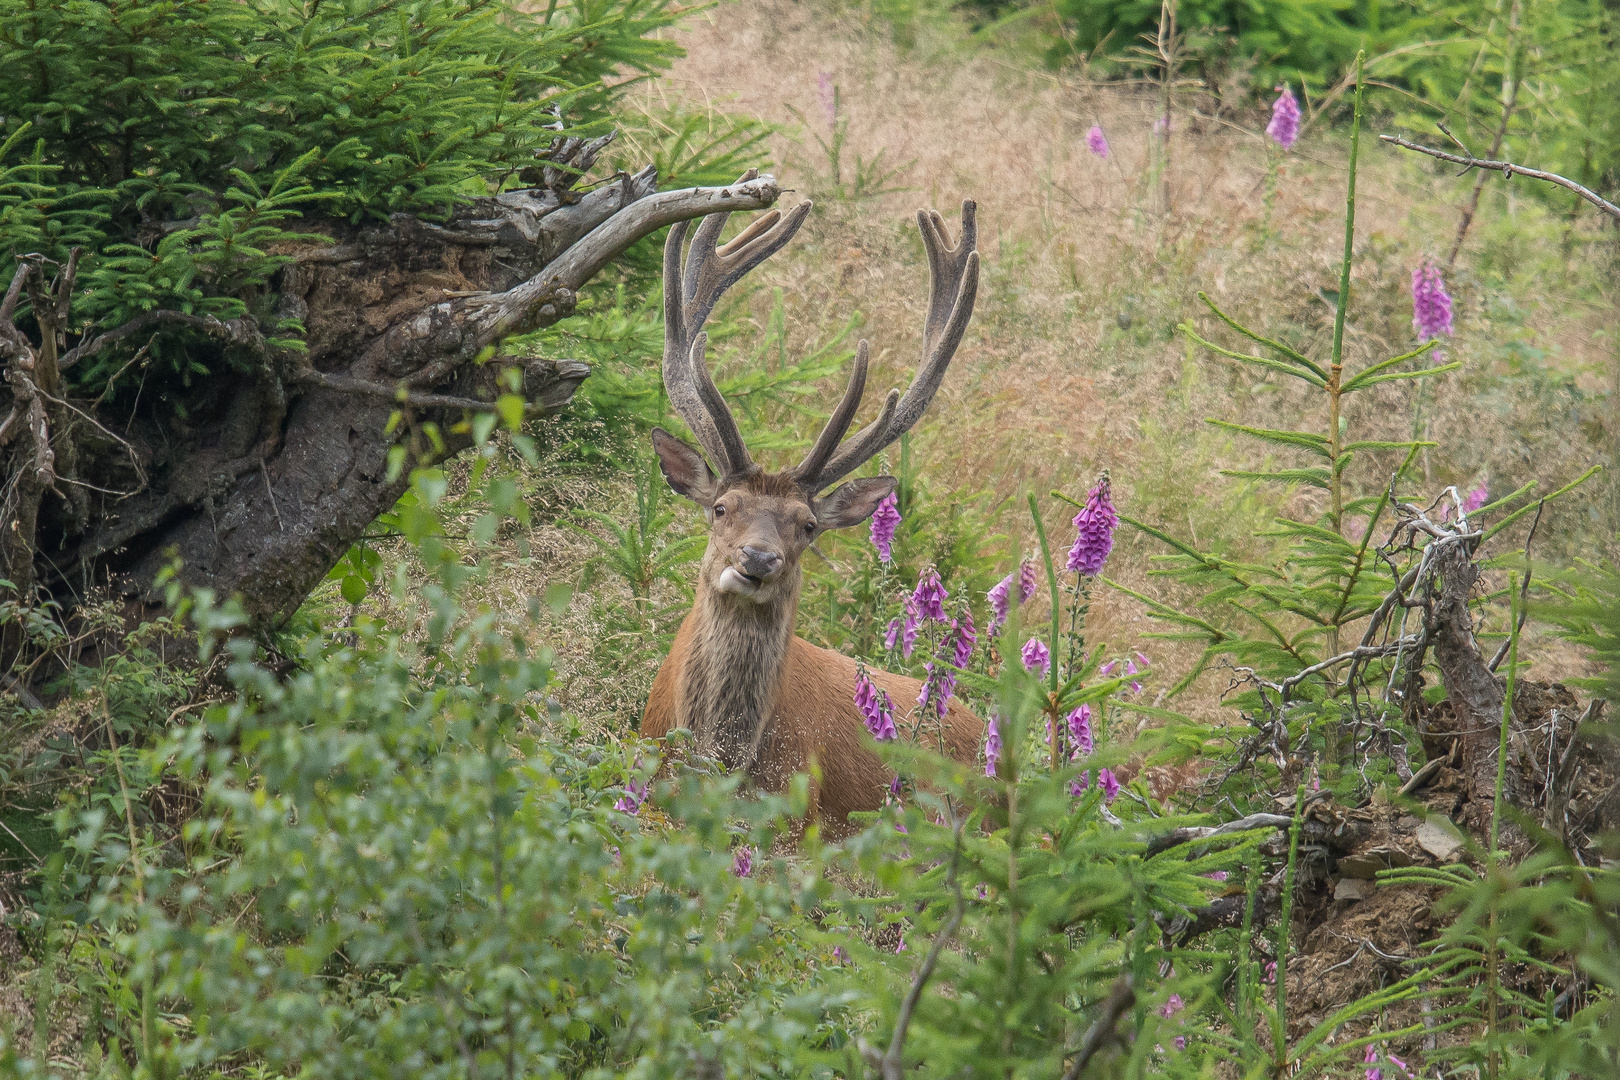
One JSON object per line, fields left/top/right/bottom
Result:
{"left": 804, "top": 521, "right": 817, "bottom": 535}
{"left": 713, "top": 503, "right": 726, "bottom": 518}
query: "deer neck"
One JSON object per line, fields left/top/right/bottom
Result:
{"left": 678, "top": 574, "right": 800, "bottom": 774}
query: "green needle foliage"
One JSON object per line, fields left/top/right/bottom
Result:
{"left": 0, "top": 0, "right": 687, "bottom": 393}
{"left": 566, "top": 454, "right": 706, "bottom": 603}
{"left": 1108, "top": 57, "right": 1598, "bottom": 796}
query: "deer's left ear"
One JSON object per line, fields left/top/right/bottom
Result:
{"left": 815, "top": 476, "right": 898, "bottom": 530}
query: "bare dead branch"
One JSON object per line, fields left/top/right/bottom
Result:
{"left": 879, "top": 817, "right": 968, "bottom": 1080}
{"left": 1379, "top": 135, "right": 1620, "bottom": 221}
{"left": 1060, "top": 974, "right": 1137, "bottom": 1080}
{"left": 1144, "top": 812, "right": 1294, "bottom": 857}
{"left": 60, "top": 310, "right": 250, "bottom": 370}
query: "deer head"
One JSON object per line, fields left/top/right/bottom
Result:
{"left": 651, "top": 191, "right": 980, "bottom": 612}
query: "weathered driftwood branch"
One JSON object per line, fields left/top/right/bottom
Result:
{"left": 1379, "top": 135, "right": 1620, "bottom": 222}
{"left": 2, "top": 160, "right": 789, "bottom": 640}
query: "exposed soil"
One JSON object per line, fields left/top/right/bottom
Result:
{"left": 1271, "top": 681, "right": 1613, "bottom": 1064}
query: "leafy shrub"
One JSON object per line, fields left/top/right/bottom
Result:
{"left": 3, "top": 467, "right": 842, "bottom": 1079}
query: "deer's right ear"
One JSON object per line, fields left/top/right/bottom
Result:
{"left": 651, "top": 427, "right": 719, "bottom": 507}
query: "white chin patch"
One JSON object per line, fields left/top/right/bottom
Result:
{"left": 717, "top": 567, "right": 764, "bottom": 599}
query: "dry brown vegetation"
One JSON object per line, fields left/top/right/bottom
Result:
{"left": 348, "top": 0, "right": 1616, "bottom": 734}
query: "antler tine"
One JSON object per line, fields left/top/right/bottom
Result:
{"left": 686, "top": 202, "right": 811, "bottom": 333}
{"left": 682, "top": 210, "right": 733, "bottom": 308}
{"left": 805, "top": 200, "right": 979, "bottom": 492}
{"left": 791, "top": 339, "right": 870, "bottom": 484}
{"left": 662, "top": 193, "right": 815, "bottom": 478}
{"left": 919, "top": 201, "right": 977, "bottom": 356}
{"left": 662, "top": 218, "right": 732, "bottom": 472}
{"left": 687, "top": 332, "right": 755, "bottom": 476}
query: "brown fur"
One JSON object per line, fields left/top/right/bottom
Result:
{"left": 642, "top": 463, "right": 983, "bottom": 836}
{"left": 644, "top": 617, "right": 982, "bottom": 835}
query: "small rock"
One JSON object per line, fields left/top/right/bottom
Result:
{"left": 1416, "top": 821, "right": 1464, "bottom": 862}
{"left": 1397, "top": 816, "right": 1419, "bottom": 832}
{"left": 1335, "top": 878, "right": 1374, "bottom": 902}
{"left": 1336, "top": 847, "right": 1415, "bottom": 879}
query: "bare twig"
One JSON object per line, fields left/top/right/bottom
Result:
{"left": 1144, "top": 812, "right": 1294, "bottom": 858}
{"left": 295, "top": 370, "right": 510, "bottom": 412}
{"left": 1379, "top": 135, "right": 1620, "bottom": 221}
{"left": 1488, "top": 499, "right": 1542, "bottom": 673}
{"left": 878, "top": 817, "right": 968, "bottom": 1080}
{"left": 59, "top": 310, "right": 254, "bottom": 370}
{"left": 260, "top": 458, "right": 283, "bottom": 531}
{"left": 1060, "top": 974, "right": 1137, "bottom": 1080}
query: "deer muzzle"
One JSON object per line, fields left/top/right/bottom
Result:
{"left": 717, "top": 544, "right": 784, "bottom": 598}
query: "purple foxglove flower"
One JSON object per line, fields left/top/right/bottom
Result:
{"left": 832, "top": 945, "right": 849, "bottom": 964}
{"left": 1125, "top": 658, "right": 1142, "bottom": 695}
{"left": 895, "top": 933, "right": 906, "bottom": 953}
{"left": 1263, "top": 961, "right": 1276, "bottom": 984}
{"left": 1097, "top": 766, "right": 1120, "bottom": 803}
{"left": 919, "top": 662, "right": 957, "bottom": 718}
{"left": 987, "top": 573, "right": 1013, "bottom": 637}
{"left": 1174, "top": 1036, "right": 1186, "bottom": 1051}
{"left": 869, "top": 491, "right": 900, "bottom": 563}
{"left": 1411, "top": 261, "right": 1454, "bottom": 340}
{"left": 912, "top": 566, "right": 949, "bottom": 622}
{"left": 1204, "top": 870, "right": 1229, "bottom": 882}
{"left": 1098, "top": 659, "right": 1118, "bottom": 675}
{"left": 1086, "top": 125, "right": 1110, "bottom": 158}
{"left": 949, "top": 611, "right": 977, "bottom": 668}
{"left": 1462, "top": 482, "right": 1488, "bottom": 514}
{"left": 816, "top": 71, "right": 836, "bottom": 128}
{"left": 732, "top": 845, "right": 753, "bottom": 878}
{"left": 855, "top": 667, "right": 898, "bottom": 741}
{"left": 890, "top": 774, "right": 903, "bottom": 798}
{"left": 1387, "top": 1054, "right": 1411, "bottom": 1078}
{"left": 1070, "top": 771, "right": 1090, "bottom": 797}
{"left": 983, "top": 715, "right": 1002, "bottom": 777}
{"left": 1021, "top": 637, "right": 1050, "bottom": 677}
{"left": 884, "top": 617, "right": 902, "bottom": 651}
{"left": 902, "top": 596, "right": 920, "bottom": 658}
{"left": 1159, "top": 994, "right": 1184, "bottom": 1018}
{"left": 1364, "top": 1046, "right": 1381, "bottom": 1080}
{"left": 1066, "top": 477, "right": 1117, "bottom": 576}
{"left": 1267, "top": 85, "right": 1300, "bottom": 148}
{"left": 614, "top": 778, "right": 648, "bottom": 814}
{"left": 1017, "top": 559, "right": 1038, "bottom": 603}
{"left": 1067, "top": 705, "right": 1093, "bottom": 754}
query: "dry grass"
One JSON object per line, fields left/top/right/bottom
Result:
{"left": 357, "top": 0, "right": 1616, "bottom": 729}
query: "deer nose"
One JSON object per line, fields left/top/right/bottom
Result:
{"left": 738, "top": 545, "right": 783, "bottom": 579}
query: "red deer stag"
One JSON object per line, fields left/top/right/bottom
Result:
{"left": 642, "top": 194, "right": 983, "bottom": 832}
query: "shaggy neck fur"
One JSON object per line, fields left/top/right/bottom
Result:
{"left": 678, "top": 568, "right": 801, "bottom": 774}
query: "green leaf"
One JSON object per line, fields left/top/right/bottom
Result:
{"left": 1205, "top": 420, "right": 1332, "bottom": 458}
{"left": 1195, "top": 292, "right": 1327, "bottom": 379}
{"left": 1339, "top": 339, "right": 1445, "bottom": 391}
{"left": 1181, "top": 325, "right": 1326, "bottom": 387}
{"left": 339, "top": 574, "right": 368, "bottom": 605}
{"left": 1218, "top": 467, "right": 1331, "bottom": 488}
